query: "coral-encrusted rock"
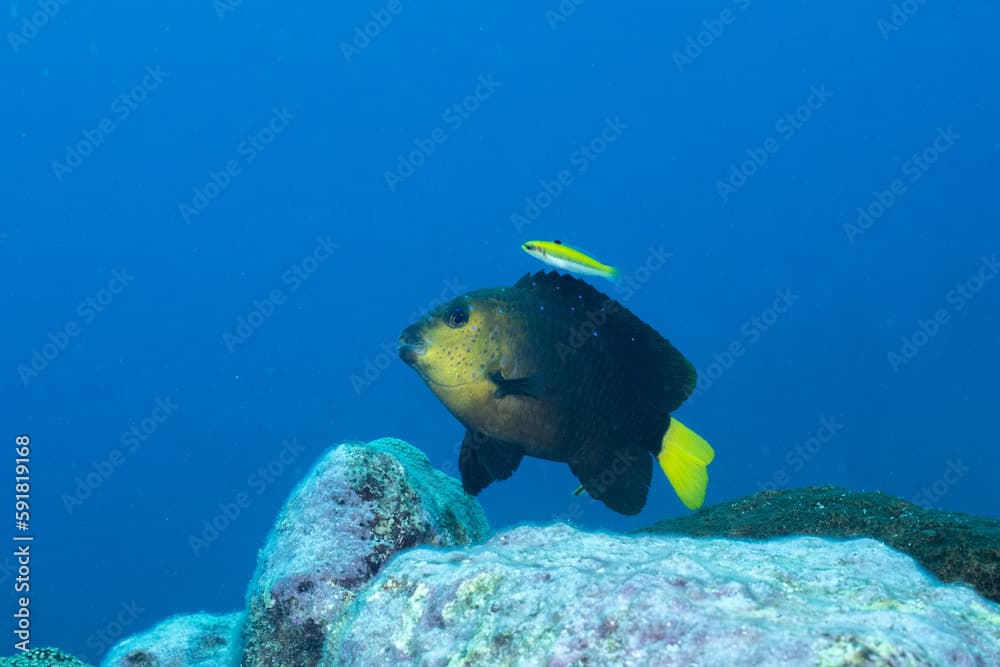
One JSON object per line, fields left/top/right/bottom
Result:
{"left": 640, "top": 485, "right": 1000, "bottom": 605}
{"left": 330, "top": 524, "right": 1000, "bottom": 666}
{"left": 100, "top": 612, "right": 242, "bottom": 667}
{"left": 1, "top": 648, "right": 91, "bottom": 667}
{"left": 241, "top": 437, "right": 489, "bottom": 667}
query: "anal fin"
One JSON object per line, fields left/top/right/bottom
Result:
{"left": 569, "top": 445, "right": 652, "bottom": 515}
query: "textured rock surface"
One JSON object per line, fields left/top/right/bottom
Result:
{"left": 0, "top": 648, "right": 91, "bottom": 667}
{"left": 641, "top": 485, "right": 1000, "bottom": 604}
{"left": 241, "top": 437, "right": 489, "bottom": 667}
{"left": 100, "top": 612, "right": 242, "bottom": 667}
{"left": 331, "top": 524, "right": 1000, "bottom": 666}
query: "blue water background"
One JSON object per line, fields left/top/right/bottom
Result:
{"left": 3, "top": 0, "right": 998, "bottom": 660}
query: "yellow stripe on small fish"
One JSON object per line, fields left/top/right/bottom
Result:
{"left": 521, "top": 240, "right": 618, "bottom": 281}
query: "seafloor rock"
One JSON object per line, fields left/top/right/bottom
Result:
{"left": 240, "top": 437, "right": 489, "bottom": 667}
{"left": 99, "top": 612, "right": 242, "bottom": 667}
{"left": 640, "top": 485, "right": 1000, "bottom": 604}
{"left": 0, "top": 648, "right": 92, "bottom": 667}
{"left": 330, "top": 524, "right": 1000, "bottom": 666}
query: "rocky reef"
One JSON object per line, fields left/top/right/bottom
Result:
{"left": 99, "top": 612, "right": 242, "bottom": 667}
{"left": 332, "top": 524, "right": 1000, "bottom": 665}
{"left": 87, "top": 438, "right": 1000, "bottom": 666}
{"left": 0, "top": 648, "right": 92, "bottom": 667}
{"left": 239, "top": 437, "right": 489, "bottom": 667}
{"left": 641, "top": 485, "right": 1000, "bottom": 605}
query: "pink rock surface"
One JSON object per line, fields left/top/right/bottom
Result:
{"left": 331, "top": 524, "right": 1000, "bottom": 666}
{"left": 240, "top": 437, "right": 488, "bottom": 667}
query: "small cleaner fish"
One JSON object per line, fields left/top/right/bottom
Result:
{"left": 521, "top": 240, "right": 619, "bottom": 281}
{"left": 398, "top": 270, "right": 714, "bottom": 515}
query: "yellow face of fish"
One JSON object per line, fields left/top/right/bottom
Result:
{"left": 398, "top": 294, "right": 505, "bottom": 389}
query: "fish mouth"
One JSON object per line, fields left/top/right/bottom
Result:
{"left": 398, "top": 326, "right": 427, "bottom": 365}
{"left": 398, "top": 342, "right": 426, "bottom": 365}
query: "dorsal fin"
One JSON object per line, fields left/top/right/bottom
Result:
{"left": 513, "top": 271, "right": 536, "bottom": 288}
{"left": 513, "top": 269, "right": 599, "bottom": 295}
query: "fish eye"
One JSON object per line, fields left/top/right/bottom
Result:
{"left": 446, "top": 307, "right": 468, "bottom": 329}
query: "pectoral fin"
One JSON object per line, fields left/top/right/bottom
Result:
{"left": 489, "top": 370, "right": 546, "bottom": 398}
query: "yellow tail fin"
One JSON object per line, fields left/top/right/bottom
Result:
{"left": 657, "top": 418, "right": 715, "bottom": 510}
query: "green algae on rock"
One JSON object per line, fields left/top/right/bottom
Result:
{"left": 0, "top": 648, "right": 91, "bottom": 667}
{"left": 639, "top": 485, "right": 1000, "bottom": 604}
